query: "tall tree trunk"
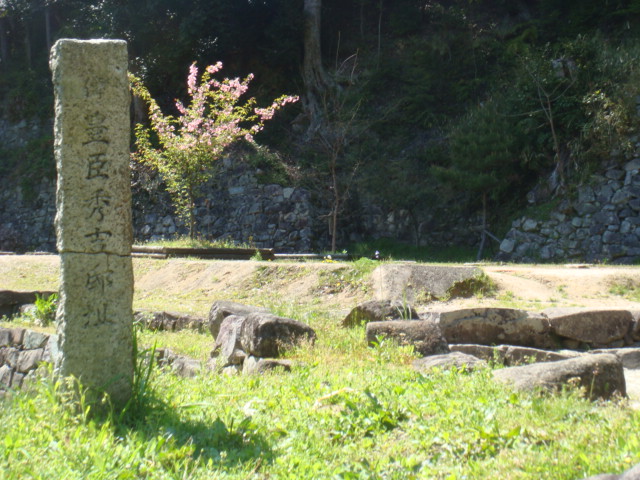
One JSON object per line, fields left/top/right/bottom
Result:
{"left": 476, "top": 193, "right": 487, "bottom": 261}
{"left": 0, "top": 17, "right": 8, "bottom": 66}
{"left": 44, "top": 6, "right": 52, "bottom": 53}
{"left": 302, "top": 0, "right": 331, "bottom": 137}
{"left": 24, "top": 23, "right": 31, "bottom": 68}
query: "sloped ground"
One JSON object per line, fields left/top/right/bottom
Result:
{"left": 3, "top": 255, "right": 640, "bottom": 314}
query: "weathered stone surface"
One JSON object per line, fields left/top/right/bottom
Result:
{"left": 51, "top": 39, "right": 132, "bottom": 255}
{"left": 450, "top": 344, "right": 580, "bottom": 365}
{"left": 0, "top": 364, "right": 12, "bottom": 387}
{"left": 590, "top": 348, "right": 640, "bottom": 369}
{"left": 23, "top": 330, "right": 50, "bottom": 350}
{"left": 544, "top": 308, "right": 633, "bottom": 346}
{"left": 341, "top": 300, "right": 419, "bottom": 327}
{"left": 51, "top": 39, "right": 133, "bottom": 406}
{"left": 450, "top": 344, "right": 507, "bottom": 363}
{"left": 16, "top": 349, "right": 44, "bottom": 374}
{"left": 240, "top": 313, "right": 316, "bottom": 358}
{"left": 242, "top": 355, "right": 292, "bottom": 375}
{"left": 208, "top": 300, "right": 268, "bottom": 339}
{"left": 434, "top": 308, "right": 556, "bottom": 349}
{"left": 372, "top": 264, "right": 482, "bottom": 303}
{"left": 632, "top": 311, "right": 640, "bottom": 341}
{"left": 55, "top": 253, "right": 134, "bottom": 404}
{"left": 502, "top": 345, "right": 581, "bottom": 366}
{"left": 0, "top": 329, "right": 10, "bottom": 347}
{"left": 134, "top": 310, "right": 206, "bottom": 332}
{"left": 9, "top": 328, "right": 25, "bottom": 346}
{"left": 493, "top": 353, "right": 626, "bottom": 400}
{"left": 366, "top": 320, "right": 450, "bottom": 356}
{"left": 210, "top": 315, "right": 247, "bottom": 366}
{"left": 413, "top": 351, "right": 486, "bottom": 373}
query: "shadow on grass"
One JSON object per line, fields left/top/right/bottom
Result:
{"left": 113, "top": 370, "right": 274, "bottom": 470}
{"left": 9, "top": 364, "right": 273, "bottom": 474}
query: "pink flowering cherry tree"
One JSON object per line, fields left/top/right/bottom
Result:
{"left": 130, "top": 62, "right": 298, "bottom": 238}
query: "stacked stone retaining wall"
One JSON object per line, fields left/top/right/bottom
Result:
{"left": 0, "top": 326, "right": 55, "bottom": 394}
{"left": 499, "top": 152, "right": 640, "bottom": 263}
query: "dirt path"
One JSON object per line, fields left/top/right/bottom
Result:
{"left": 3, "top": 255, "right": 640, "bottom": 312}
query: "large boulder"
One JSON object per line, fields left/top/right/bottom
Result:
{"left": 240, "top": 313, "right": 316, "bottom": 358}
{"left": 492, "top": 353, "right": 626, "bottom": 400}
{"left": 341, "top": 300, "right": 419, "bottom": 327}
{"left": 432, "top": 308, "right": 556, "bottom": 349}
{"left": 208, "top": 300, "right": 269, "bottom": 339}
{"left": 209, "top": 315, "right": 247, "bottom": 366}
{"left": 371, "top": 264, "right": 482, "bottom": 303}
{"left": 544, "top": 308, "right": 634, "bottom": 348}
{"left": 413, "top": 351, "right": 486, "bottom": 373}
{"left": 366, "top": 320, "right": 449, "bottom": 356}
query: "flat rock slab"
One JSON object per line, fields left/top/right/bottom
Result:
{"left": 432, "top": 308, "right": 556, "bottom": 349}
{"left": 366, "top": 320, "right": 449, "bottom": 356}
{"left": 493, "top": 353, "right": 626, "bottom": 400}
{"left": 372, "top": 264, "right": 482, "bottom": 303}
{"left": 341, "top": 300, "right": 418, "bottom": 327}
{"left": 544, "top": 308, "right": 633, "bottom": 347}
{"left": 413, "top": 351, "right": 486, "bottom": 373}
{"left": 450, "top": 344, "right": 580, "bottom": 366}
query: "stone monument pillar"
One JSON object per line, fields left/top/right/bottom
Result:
{"left": 50, "top": 39, "right": 133, "bottom": 406}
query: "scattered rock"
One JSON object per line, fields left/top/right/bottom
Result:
{"left": 434, "top": 308, "right": 556, "bottom": 349}
{"left": 242, "top": 355, "right": 292, "bottom": 375}
{"left": 544, "top": 308, "right": 634, "bottom": 347}
{"left": 372, "top": 264, "right": 482, "bottom": 303}
{"left": 366, "top": 320, "right": 449, "bottom": 356}
{"left": 240, "top": 313, "right": 316, "bottom": 358}
{"left": 155, "top": 348, "right": 201, "bottom": 377}
{"left": 208, "top": 300, "right": 269, "bottom": 339}
{"left": 413, "top": 351, "right": 486, "bottom": 373}
{"left": 134, "top": 310, "right": 206, "bottom": 332}
{"left": 341, "top": 300, "right": 418, "bottom": 327}
{"left": 210, "top": 315, "right": 247, "bottom": 366}
{"left": 492, "top": 353, "right": 626, "bottom": 400}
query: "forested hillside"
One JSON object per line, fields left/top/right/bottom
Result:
{"left": 2, "top": 0, "right": 640, "bottom": 253}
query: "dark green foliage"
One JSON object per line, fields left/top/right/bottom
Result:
{"left": 3, "top": 0, "right": 640, "bottom": 254}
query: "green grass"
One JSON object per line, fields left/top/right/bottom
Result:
{"left": 609, "top": 278, "right": 640, "bottom": 302}
{"left": 3, "top": 300, "right": 640, "bottom": 479}
{"left": 139, "top": 236, "right": 253, "bottom": 249}
{"left": 2, "top": 341, "right": 639, "bottom": 479}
